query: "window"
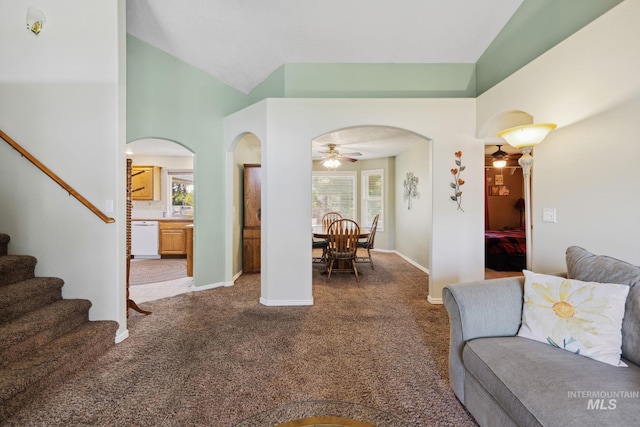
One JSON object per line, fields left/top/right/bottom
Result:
{"left": 362, "top": 169, "right": 383, "bottom": 231}
{"left": 312, "top": 172, "right": 356, "bottom": 221}
{"left": 167, "top": 170, "right": 194, "bottom": 217}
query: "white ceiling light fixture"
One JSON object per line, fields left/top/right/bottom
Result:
{"left": 27, "top": 7, "right": 46, "bottom": 36}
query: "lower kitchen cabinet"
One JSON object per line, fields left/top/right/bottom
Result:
{"left": 159, "top": 220, "right": 192, "bottom": 255}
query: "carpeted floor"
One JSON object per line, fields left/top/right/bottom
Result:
{"left": 5, "top": 252, "right": 477, "bottom": 426}
{"left": 129, "top": 258, "right": 187, "bottom": 285}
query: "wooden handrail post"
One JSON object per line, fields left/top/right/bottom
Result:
{"left": 0, "top": 129, "right": 115, "bottom": 224}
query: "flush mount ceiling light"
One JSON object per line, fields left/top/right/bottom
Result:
{"left": 27, "top": 7, "right": 46, "bottom": 36}
{"left": 491, "top": 144, "right": 508, "bottom": 168}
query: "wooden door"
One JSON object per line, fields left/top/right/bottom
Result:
{"left": 243, "top": 164, "right": 261, "bottom": 272}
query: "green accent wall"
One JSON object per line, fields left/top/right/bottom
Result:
{"left": 127, "top": 35, "right": 248, "bottom": 287}
{"left": 476, "top": 0, "right": 623, "bottom": 95}
{"left": 280, "top": 63, "right": 476, "bottom": 98}
{"left": 248, "top": 65, "right": 286, "bottom": 104}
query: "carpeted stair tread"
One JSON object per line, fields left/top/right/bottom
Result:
{"left": 0, "top": 234, "right": 9, "bottom": 256}
{"left": 0, "top": 299, "right": 92, "bottom": 362}
{"left": 0, "top": 255, "right": 37, "bottom": 286}
{"left": 0, "top": 277, "right": 64, "bottom": 323}
{"left": 0, "top": 320, "right": 118, "bottom": 419}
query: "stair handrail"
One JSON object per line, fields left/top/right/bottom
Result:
{"left": 0, "top": 129, "right": 115, "bottom": 224}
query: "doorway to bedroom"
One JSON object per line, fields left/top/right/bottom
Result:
{"left": 484, "top": 145, "right": 525, "bottom": 280}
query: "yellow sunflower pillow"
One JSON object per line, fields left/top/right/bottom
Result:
{"left": 517, "top": 270, "right": 630, "bottom": 367}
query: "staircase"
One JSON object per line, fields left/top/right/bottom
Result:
{"left": 0, "top": 233, "right": 118, "bottom": 421}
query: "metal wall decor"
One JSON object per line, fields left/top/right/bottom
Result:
{"left": 450, "top": 151, "right": 465, "bottom": 212}
{"left": 403, "top": 172, "right": 419, "bottom": 209}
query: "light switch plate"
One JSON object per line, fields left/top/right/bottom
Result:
{"left": 542, "top": 208, "right": 556, "bottom": 223}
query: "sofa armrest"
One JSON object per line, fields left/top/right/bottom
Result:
{"left": 443, "top": 276, "right": 525, "bottom": 403}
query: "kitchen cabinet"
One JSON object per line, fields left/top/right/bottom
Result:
{"left": 243, "top": 164, "right": 261, "bottom": 273}
{"left": 131, "top": 165, "right": 161, "bottom": 201}
{"left": 159, "top": 220, "right": 192, "bottom": 255}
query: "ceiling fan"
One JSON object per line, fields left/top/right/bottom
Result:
{"left": 315, "top": 144, "right": 361, "bottom": 168}
{"left": 491, "top": 144, "right": 509, "bottom": 168}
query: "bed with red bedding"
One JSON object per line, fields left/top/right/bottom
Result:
{"left": 485, "top": 229, "right": 526, "bottom": 271}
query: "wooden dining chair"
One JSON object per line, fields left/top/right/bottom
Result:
{"left": 326, "top": 218, "right": 360, "bottom": 282}
{"left": 313, "top": 212, "right": 343, "bottom": 262}
{"left": 357, "top": 214, "right": 379, "bottom": 269}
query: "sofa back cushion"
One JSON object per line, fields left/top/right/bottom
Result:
{"left": 566, "top": 246, "right": 640, "bottom": 366}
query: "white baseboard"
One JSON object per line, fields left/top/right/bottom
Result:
{"left": 260, "top": 297, "right": 314, "bottom": 306}
{"left": 378, "top": 249, "right": 430, "bottom": 275}
{"left": 115, "top": 329, "right": 129, "bottom": 344}
{"left": 191, "top": 281, "right": 232, "bottom": 292}
{"left": 376, "top": 249, "right": 439, "bottom": 303}
{"left": 427, "top": 295, "right": 443, "bottom": 305}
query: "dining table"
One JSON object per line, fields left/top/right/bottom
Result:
{"left": 312, "top": 225, "right": 370, "bottom": 240}
{"left": 312, "top": 225, "right": 370, "bottom": 273}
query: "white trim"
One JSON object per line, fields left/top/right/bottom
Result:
{"left": 379, "top": 249, "right": 430, "bottom": 275}
{"left": 377, "top": 249, "right": 440, "bottom": 304}
{"left": 191, "top": 280, "right": 233, "bottom": 292}
{"left": 427, "top": 295, "right": 443, "bottom": 305}
{"left": 115, "top": 329, "right": 129, "bottom": 344}
{"left": 260, "top": 297, "right": 314, "bottom": 306}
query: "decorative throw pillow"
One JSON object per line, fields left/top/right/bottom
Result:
{"left": 517, "top": 270, "right": 630, "bottom": 367}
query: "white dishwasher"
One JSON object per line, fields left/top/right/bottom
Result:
{"left": 131, "top": 221, "right": 160, "bottom": 259}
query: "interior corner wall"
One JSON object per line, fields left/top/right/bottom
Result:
{"left": 0, "top": 1, "right": 126, "bottom": 335}
{"left": 127, "top": 35, "right": 249, "bottom": 288}
{"left": 248, "top": 66, "right": 286, "bottom": 104}
{"left": 477, "top": 0, "right": 640, "bottom": 271}
{"left": 395, "top": 140, "right": 431, "bottom": 269}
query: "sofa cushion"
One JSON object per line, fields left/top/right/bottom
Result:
{"left": 517, "top": 270, "right": 629, "bottom": 367}
{"left": 464, "top": 337, "right": 640, "bottom": 427}
{"left": 566, "top": 246, "right": 640, "bottom": 366}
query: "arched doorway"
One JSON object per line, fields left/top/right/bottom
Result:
{"left": 126, "top": 138, "right": 195, "bottom": 304}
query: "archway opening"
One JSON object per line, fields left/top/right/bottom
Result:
{"left": 126, "top": 138, "right": 195, "bottom": 304}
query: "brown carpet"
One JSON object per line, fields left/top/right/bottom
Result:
{"left": 5, "top": 252, "right": 476, "bottom": 426}
{"left": 129, "top": 258, "right": 187, "bottom": 285}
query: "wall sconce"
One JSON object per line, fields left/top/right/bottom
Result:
{"left": 27, "top": 7, "right": 46, "bottom": 36}
{"left": 498, "top": 123, "right": 557, "bottom": 269}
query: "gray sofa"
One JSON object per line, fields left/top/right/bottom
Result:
{"left": 443, "top": 246, "right": 640, "bottom": 426}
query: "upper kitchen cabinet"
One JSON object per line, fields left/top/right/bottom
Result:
{"left": 132, "top": 165, "right": 161, "bottom": 200}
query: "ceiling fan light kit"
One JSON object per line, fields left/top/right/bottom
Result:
{"left": 319, "top": 143, "right": 361, "bottom": 169}
{"left": 491, "top": 144, "right": 508, "bottom": 168}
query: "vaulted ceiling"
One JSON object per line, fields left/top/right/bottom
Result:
{"left": 126, "top": 1, "right": 622, "bottom": 157}
{"left": 127, "top": 0, "right": 530, "bottom": 94}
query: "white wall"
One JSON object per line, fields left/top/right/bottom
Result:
{"left": 396, "top": 139, "right": 431, "bottom": 269}
{"left": 225, "top": 98, "right": 483, "bottom": 304}
{"left": 477, "top": 0, "right": 640, "bottom": 271}
{"left": 0, "top": 1, "right": 127, "bottom": 339}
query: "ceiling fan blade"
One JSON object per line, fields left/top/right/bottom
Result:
{"left": 341, "top": 156, "right": 358, "bottom": 162}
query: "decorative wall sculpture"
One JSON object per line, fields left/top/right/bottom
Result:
{"left": 403, "top": 172, "right": 419, "bottom": 210}
{"left": 450, "top": 151, "right": 465, "bottom": 212}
